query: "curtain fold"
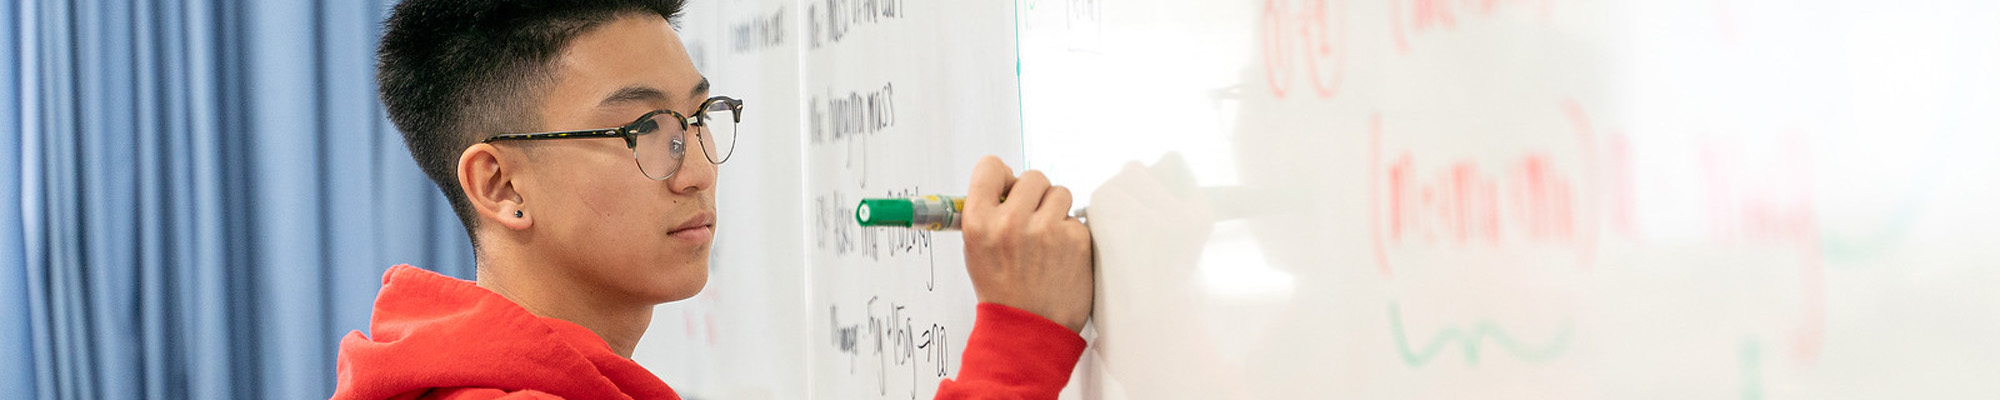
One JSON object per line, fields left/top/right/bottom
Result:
{"left": 3, "top": 0, "right": 37, "bottom": 394}
{"left": 7, "top": 0, "right": 476, "bottom": 398}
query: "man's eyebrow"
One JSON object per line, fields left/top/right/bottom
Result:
{"left": 688, "top": 77, "right": 710, "bottom": 101}
{"left": 599, "top": 85, "right": 670, "bottom": 107}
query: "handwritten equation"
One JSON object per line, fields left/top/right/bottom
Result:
{"left": 1363, "top": 103, "right": 1597, "bottom": 368}
{"left": 813, "top": 188, "right": 936, "bottom": 258}
{"left": 1260, "top": 0, "right": 1347, "bottom": 99}
{"left": 1697, "top": 134, "right": 1823, "bottom": 363}
{"left": 1369, "top": 102, "right": 1600, "bottom": 277}
{"left": 1389, "top": 0, "right": 1552, "bottom": 52}
{"left": 808, "top": 0, "right": 908, "bottom": 49}
{"left": 829, "top": 297, "right": 954, "bottom": 397}
{"left": 810, "top": 82, "right": 899, "bottom": 145}
{"left": 1258, "top": 0, "right": 1559, "bottom": 99}
{"left": 1380, "top": 152, "right": 1579, "bottom": 246}
{"left": 729, "top": 6, "right": 788, "bottom": 54}
{"left": 1365, "top": 99, "right": 1828, "bottom": 367}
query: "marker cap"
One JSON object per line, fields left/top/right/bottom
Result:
{"left": 855, "top": 198, "right": 915, "bottom": 227}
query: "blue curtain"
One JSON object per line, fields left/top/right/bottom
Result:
{"left": 7, "top": 0, "right": 476, "bottom": 398}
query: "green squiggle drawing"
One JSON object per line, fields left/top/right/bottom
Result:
{"left": 1387, "top": 302, "right": 1574, "bottom": 367}
{"left": 1740, "top": 339, "right": 1763, "bottom": 400}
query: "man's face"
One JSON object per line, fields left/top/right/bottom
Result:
{"left": 516, "top": 13, "right": 715, "bottom": 303}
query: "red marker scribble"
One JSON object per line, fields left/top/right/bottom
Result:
{"left": 1714, "top": 0, "right": 1743, "bottom": 44}
{"left": 678, "top": 291, "right": 725, "bottom": 348}
{"left": 1261, "top": 0, "right": 1347, "bottom": 99}
{"left": 1562, "top": 99, "right": 1598, "bottom": 268}
{"left": 712, "top": 314, "right": 728, "bottom": 348}
{"left": 683, "top": 309, "right": 699, "bottom": 337}
{"left": 1700, "top": 133, "right": 1823, "bottom": 363}
{"left": 1604, "top": 132, "right": 1637, "bottom": 237}
{"left": 1370, "top": 100, "right": 1601, "bottom": 277}
{"left": 1793, "top": 132, "right": 1823, "bottom": 363}
{"left": 1370, "top": 115, "right": 1392, "bottom": 276}
{"left": 1382, "top": 153, "right": 1577, "bottom": 247}
{"left": 1510, "top": 154, "right": 1574, "bottom": 242}
{"left": 1412, "top": 0, "right": 1460, "bottom": 31}
{"left": 1261, "top": 0, "right": 1297, "bottom": 98}
{"left": 1797, "top": 239, "right": 1823, "bottom": 364}
{"left": 1388, "top": 0, "right": 1553, "bottom": 54}
{"left": 1698, "top": 139, "right": 1814, "bottom": 244}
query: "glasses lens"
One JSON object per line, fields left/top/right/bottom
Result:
{"left": 633, "top": 112, "right": 687, "bottom": 180}
{"left": 699, "top": 100, "right": 739, "bottom": 164}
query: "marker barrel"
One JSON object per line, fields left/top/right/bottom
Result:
{"left": 855, "top": 195, "right": 966, "bottom": 231}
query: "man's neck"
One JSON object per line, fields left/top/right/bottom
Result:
{"left": 473, "top": 249, "right": 653, "bottom": 358}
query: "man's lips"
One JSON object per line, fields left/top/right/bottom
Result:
{"left": 670, "top": 211, "right": 717, "bottom": 238}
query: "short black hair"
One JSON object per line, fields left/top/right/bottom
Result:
{"left": 377, "top": 0, "right": 687, "bottom": 249}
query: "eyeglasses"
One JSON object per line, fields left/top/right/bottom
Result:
{"left": 481, "top": 96, "right": 743, "bottom": 180}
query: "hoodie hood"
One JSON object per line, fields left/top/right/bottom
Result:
{"left": 330, "top": 265, "right": 679, "bottom": 400}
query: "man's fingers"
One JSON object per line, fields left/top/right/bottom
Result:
{"left": 967, "top": 156, "right": 1015, "bottom": 211}
{"left": 1037, "top": 186, "right": 1074, "bottom": 221}
{"left": 1007, "top": 170, "right": 1052, "bottom": 213}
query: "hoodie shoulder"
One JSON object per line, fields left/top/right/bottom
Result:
{"left": 330, "top": 265, "right": 630, "bottom": 400}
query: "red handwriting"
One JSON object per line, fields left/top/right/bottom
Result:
{"left": 1603, "top": 132, "right": 1637, "bottom": 237}
{"left": 1364, "top": 98, "right": 1826, "bottom": 364}
{"left": 1714, "top": 0, "right": 1742, "bottom": 44}
{"left": 1369, "top": 100, "right": 1598, "bottom": 277}
{"left": 1261, "top": 0, "right": 1347, "bottom": 99}
{"left": 1389, "top": 0, "right": 1552, "bottom": 53}
{"left": 680, "top": 303, "right": 720, "bottom": 348}
{"left": 1700, "top": 138, "right": 1815, "bottom": 244}
{"left": 1699, "top": 134, "right": 1822, "bottom": 363}
{"left": 1381, "top": 147, "right": 1579, "bottom": 246}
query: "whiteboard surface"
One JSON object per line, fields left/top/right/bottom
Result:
{"left": 633, "top": 1, "right": 807, "bottom": 399}
{"left": 1020, "top": 0, "right": 2000, "bottom": 399}
{"left": 638, "top": 0, "right": 2000, "bottom": 399}
{"left": 800, "top": 0, "right": 1022, "bottom": 399}
{"left": 636, "top": 1, "right": 1022, "bottom": 399}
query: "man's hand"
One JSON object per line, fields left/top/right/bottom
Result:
{"left": 962, "top": 155, "right": 1094, "bottom": 333}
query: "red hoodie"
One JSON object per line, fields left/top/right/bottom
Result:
{"left": 331, "top": 265, "right": 1085, "bottom": 399}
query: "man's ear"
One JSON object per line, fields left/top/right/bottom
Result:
{"left": 459, "top": 143, "right": 533, "bottom": 231}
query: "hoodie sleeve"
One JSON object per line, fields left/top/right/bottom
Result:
{"left": 934, "top": 303, "right": 1088, "bottom": 400}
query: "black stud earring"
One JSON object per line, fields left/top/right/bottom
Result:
{"left": 514, "top": 210, "right": 523, "bottom": 218}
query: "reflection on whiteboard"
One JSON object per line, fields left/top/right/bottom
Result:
{"left": 1024, "top": 0, "right": 2000, "bottom": 399}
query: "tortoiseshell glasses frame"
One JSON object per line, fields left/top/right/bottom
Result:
{"left": 480, "top": 96, "right": 743, "bottom": 180}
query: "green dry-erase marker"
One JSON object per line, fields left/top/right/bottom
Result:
{"left": 856, "top": 195, "right": 966, "bottom": 231}
{"left": 855, "top": 195, "right": 1089, "bottom": 231}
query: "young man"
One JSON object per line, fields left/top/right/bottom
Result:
{"left": 330, "top": 1, "right": 1094, "bottom": 399}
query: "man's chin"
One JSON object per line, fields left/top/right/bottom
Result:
{"left": 640, "top": 263, "right": 709, "bottom": 304}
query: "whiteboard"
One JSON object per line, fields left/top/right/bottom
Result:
{"left": 632, "top": 0, "right": 808, "bottom": 399}
{"left": 639, "top": 0, "right": 2000, "bottom": 399}
{"left": 799, "top": 0, "right": 1022, "bottom": 398}
{"left": 1019, "top": 0, "right": 2000, "bottom": 399}
{"left": 636, "top": 1, "right": 1021, "bottom": 399}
